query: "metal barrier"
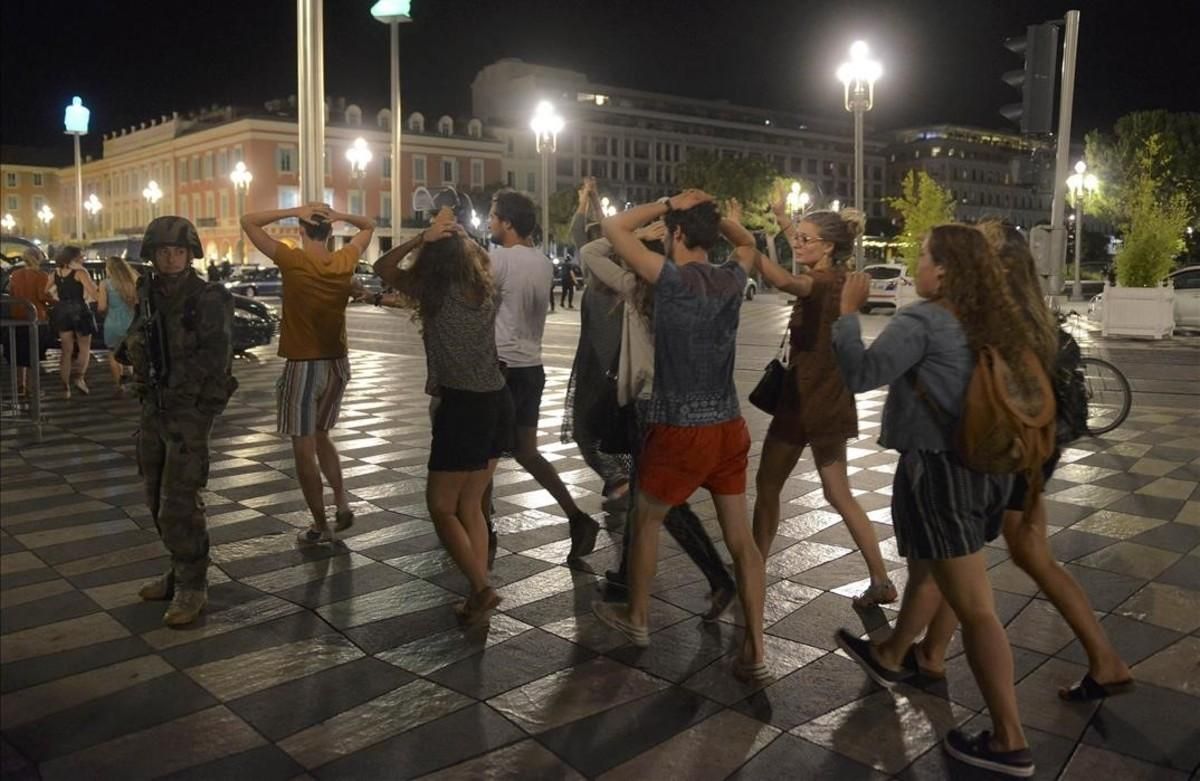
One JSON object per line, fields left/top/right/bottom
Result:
{"left": 0, "top": 294, "right": 44, "bottom": 426}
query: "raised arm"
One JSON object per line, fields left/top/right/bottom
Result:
{"left": 602, "top": 189, "right": 713, "bottom": 284}
{"left": 757, "top": 252, "right": 815, "bottom": 298}
{"left": 241, "top": 207, "right": 301, "bottom": 261}
{"left": 830, "top": 272, "right": 925, "bottom": 392}
{"left": 330, "top": 211, "right": 376, "bottom": 256}
{"left": 721, "top": 199, "right": 761, "bottom": 278}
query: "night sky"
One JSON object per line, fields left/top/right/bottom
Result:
{"left": 3, "top": 0, "right": 1197, "bottom": 159}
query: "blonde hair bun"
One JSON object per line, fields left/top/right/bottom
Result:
{"left": 839, "top": 208, "right": 867, "bottom": 241}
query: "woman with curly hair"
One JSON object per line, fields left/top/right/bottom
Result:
{"left": 830, "top": 224, "right": 1035, "bottom": 777}
{"left": 373, "top": 208, "right": 512, "bottom": 625}
{"left": 912, "top": 222, "right": 1131, "bottom": 702}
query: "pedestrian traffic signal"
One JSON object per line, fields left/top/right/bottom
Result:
{"left": 1001, "top": 23, "right": 1059, "bottom": 135}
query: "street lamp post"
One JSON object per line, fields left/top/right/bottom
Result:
{"left": 230, "top": 161, "right": 253, "bottom": 264}
{"left": 142, "top": 180, "right": 163, "bottom": 221}
{"left": 1066, "top": 159, "right": 1099, "bottom": 301}
{"left": 530, "top": 101, "right": 564, "bottom": 254}
{"left": 84, "top": 194, "right": 102, "bottom": 237}
{"left": 785, "top": 182, "right": 811, "bottom": 275}
{"left": 37, "top": 204, "right": 54, "bottom": 242}
{"left": 63, "top": 96, "right": 90, "bottom": 243}
{"left": 599, "top": 196, "right": 617, "bottom": 218}
{"left": 1, "top": 213, "right": 16, "bottom": 234}
{"left": 371, "top": 0, "right": 413, "bottom": 239}
{"left": 345, "top": 139, "right": 372, "bottom": 235}
{"left": 837, "top": 41, "right": 882, "bottom": 268}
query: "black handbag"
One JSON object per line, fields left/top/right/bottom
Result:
{"left": 749, "top": 327, "right": 790, "bottom": 415}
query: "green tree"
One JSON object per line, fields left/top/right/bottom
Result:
{"left": 887, "top": 170, "right": 956, "bottom": 274}
{"left": 547, "top": 187, "right": 580, "bottom": 247}
{"left": 675, "top": 151, "right": 780, "bottom": 231}
{"left": 1085, "top": 111, "right": 1200, "bottom": 225}
{"left": 1113, "top": 135, "right": 1192, "bottom": 287}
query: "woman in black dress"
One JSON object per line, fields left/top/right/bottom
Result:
{"left": 44, "top": 246, "right": 98, "bottom": 397}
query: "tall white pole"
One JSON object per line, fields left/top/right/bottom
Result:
{"left": 297, "top": 0, "right": 326, "bottom": 204}
{"left": 389, "top": 20, "right": 403, "bottom": 238}
{"left": 1073, "top": 199, "right": 1083, "bottom": 300}
{"left": 236, "top": 189, "right": 246, "bottom": 264}
{"left": 540, "top": 149, "right": 551, "bottom": 252}
{"left": 73, "top": 134, "right": 83, "bottom": 243}
{"left": 1048, "top": 10, "right": 1081, "bottom": 298}
{"left": 853, "top": 106, "right": 864, "bottom": 268}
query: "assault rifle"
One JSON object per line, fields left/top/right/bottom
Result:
{"left": 138, "top": 272, "right": 170, "bottom": 409}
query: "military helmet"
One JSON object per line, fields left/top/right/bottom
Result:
{"left": 140, "top": 216, "right": 203, "bottom": 260}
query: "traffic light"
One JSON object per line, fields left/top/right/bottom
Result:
{"left": 1001, "top": 23, "right": 1059, "bottom": 135}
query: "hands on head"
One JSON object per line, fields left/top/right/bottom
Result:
{"left": 668, "top": 188, "right": 714, "bottom": 212}
{"left": 422, "top": 207, "right": 463, "bottom": 243}
{"left": 296, "top": 204, "right": 333, "bottom": 224}
{"left": 634, "top": 220, "right": 667, "bottom": 242}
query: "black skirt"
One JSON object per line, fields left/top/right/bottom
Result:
{"left": 50, "top": 301, "right": 96, "bottom": 336}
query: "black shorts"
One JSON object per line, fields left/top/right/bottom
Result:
{"left": 1006, "top": 450, "right": 1062, "bottom": 512}
{"left": 892, "top": 450, "right": 1011, "bottom": 560}
{"left": 428, "top": 387, "right": 514, "bottom": 473}
{"left": 504, "top": 365, "right": 545, "bottom": 428}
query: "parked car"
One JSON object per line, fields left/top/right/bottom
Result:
{"left": 354, "top": 262, "right": 384, "bottom": 295}
{"left": 862, "top": 263, "right": 911, "bottom": 311}
{"left": 1086, "top": 265, "right": 1200, "bottom": 329}
{"left": 224, "top": 266, "right": 282, "bottom": 298}
{"left": 745, "top": 276, "right": 758, "bottom": 301}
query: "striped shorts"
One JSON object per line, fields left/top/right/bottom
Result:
{"left": 276, "top": 358, "right": 350, "bottom": 437}
{"left": 892, "top": 450, "right": 1012, "bottom": 560}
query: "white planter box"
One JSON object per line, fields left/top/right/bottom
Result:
{"left": 1100, "top": 282, "right": 1175, "bottom": 339}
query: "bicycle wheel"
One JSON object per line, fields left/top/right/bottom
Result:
{"left": 1080, "top": 356, "right": 1132, "bottom": 436}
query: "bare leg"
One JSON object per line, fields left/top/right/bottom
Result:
{"left": 108, "top": 353, "right": 124, "bottom": 385}
{"left": 916, "top": 598, "right": 958, "bottom": 675}
{"left": 875, "top": 559, "right": 943, "bottom": 668}
{"left": 291, "top": 435, "right": 327, "bottom": 529}
{"left": 930, "top": 552, "right": 1027, "bottom": 752}
{"left": 314, "top": 430, "right": 349, "bottom": 514}
{"left": 459, "top": 461, "right": 499, "bottom": 589}
{"left": 58, "top": 331, "right": 75, "bottom": 390}
{"left": 512, "top": 426, "right": 583, "bottom": 516}
{"left": 751, "top": 438, "right": 804, "bottom": 561}
{"left": 1003, "top": 507, "right": 1130, "bottom": 684}
{"left": 712, "top": 492, "right": 766, "bottom": 665}
{"left": 75, "top": 334, "right": 92, "bottom": 377}
{"left": 428, "top": 471, "right": 489, "bottom": 594}
{"left": 817, "top": 459, "right": 891, "bottom": 586}
{"left": 626, "top": 492, "right": 670, "bottom": 627}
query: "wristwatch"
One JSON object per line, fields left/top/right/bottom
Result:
{"left": 657, "top": 196, "right": 672, "bottom": 209}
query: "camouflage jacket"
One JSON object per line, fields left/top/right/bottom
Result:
{"left": 122, "top": 269, "right": 238, "bottom": 415}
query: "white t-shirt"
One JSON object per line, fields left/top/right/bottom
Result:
{"left": 489, "top": 244, "right": 553, "bottom": 367}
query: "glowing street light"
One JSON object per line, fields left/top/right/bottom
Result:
{"left": 84, "top": 194, "right": 103, "bottom": 236}
{"left": 1, "top": 213, "right": 15, "bottom": 233}
{"left": 1066, "top": 159, "right": 1100, "bottom": 301}
{"left": 530, "top": 100, "right": 564, "bottom": 250}
{"left": 37, "top": 204, "right": 54, "bottom": 241}
{"left": 600, "top": 196, "right": 617, "bottom": 218}
{"left": 142, "top": 180, "right": 163, "bottom": 220}
{"left": 230, "top": 161, "right": 254, "bottom": 264}
{"left": 63, "top": 96, "right": 90, "bottom": 243}
{"left": 345, "top": 137, "right": 373, "bottom": 180}
{"left": 837, "top": 40, "right": 882, "bottom": 267}
{"left": 785, "top": 181, "right": 811, "bottom": 216}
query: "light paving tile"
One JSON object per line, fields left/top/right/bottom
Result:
{"left": 1052, "top": 463, "right": 1120, "bottom": 484}
{"left": 519, "top": 534, "right": 614, "bottom": 564}
{"left": 0, "top": 611, "right": 130, "bottom": 663}
{"left": 791, "top": 685, "right": 971, "bottom": 775}
{"left": 1046, "top": 484, "right": 1127, "bottom": 508}
{"left": 38, "top": 705, "right": 266, "bottom": 781}
{"left": 761, "top": 579, "right": 824, "bottom": 626}
{"left": 56, "top": 541, "right": 172, "bottom": 577}
{"left": 14, "top": 519, "right": 139, "bottom": 550}
{"left": 495, "top": 567, "right": 599, "bottom": 609}
{"left": 377, "top": 614, "right": 533, "bottom": 675}
{"left": 490, "top": 508, "right": 563, "bottom": 534}
{"left": 341, "top": 520, "right": 432, "bottom": 551}
{"left": 1177, "top": 501, "right": 1200, "bottom": 526}
{"left": 1, "top": 655, "right": 174, "bottom": 728}
{"left": 1072, "top": 510, "right": 1165, "bottom": 539}
{"left": 241, "top": 552, "right": 370, "bottom": 592}
{"left": 206, "top": 507, "right": 268, "bottom": 529}
{"left": 501, "top": 484, "right": 591, "bottom": 510}
{"left": 540, "top": 612, "right": 630, "bottom": 654}
{"left": 598, "top": 708, "right": 780, "bottom": 781}
{"left": 1075, "top": 541, "right": 1182, "bottom": 580}
{"left": 1129, "top": 637, "right": 1200, "bottom": 696}
{"left": 766, "top": 540, "right": 852, "bottom": 578}
{"left": 186, "top": 633, "right": 364, "bottom": 700}
{"left": 316, "top": 579, "right": 458, "bottom": 629}
{"left": 416, "top": 739, "right": 585, "bottom": 781}
{"left": 0, "top": 551, "right": 45, "bottom": 575}
{"left": 278, "top": 678, "right": 473, "bottom": 769}
{"left": 682, "top": 634, "right": 826, "bottom": 705}
{"left": 0, "top": 499, "right": 114, "bottom": 528}
{"left": 1137, "top": 478, "right": 1197, "bottom": 501}
{"left": 210, "top": 532, "right": 305, "bottom": 563}
{"left": 1129, "top": 458, "right": 1182, "bottom": 477}
{"left": 1115, "top": 582, "right": 1200, "bottom": 633}
{"left": 141, "top": 596, "right": 304, "bottom": 650}
{"left": 0, "top": 577, "right": 75, "bottom": 607}
{"left": 487, "top": 656, "right": 668, "bottom": 734}
{"left": 83, "top": 568, "right": 231, "bottom": 610}
{"left": 0, "top": 483, "right": 77, "bottom": 503}
{"left": 1060, "top": 744, "right": 1190, "bottom": 781}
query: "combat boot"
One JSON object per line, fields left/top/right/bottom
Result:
{"left": 138, "top": 574, "right": 174, "bottom": 601}
{"left": 163, "top": 589, "right": 207, "bottom": 626}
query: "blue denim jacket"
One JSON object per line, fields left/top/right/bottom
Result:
{"left": 831, "top": 301, "right": 972, "bottom": 452}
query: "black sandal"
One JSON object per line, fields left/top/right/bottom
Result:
{"left": 1058, "top": 674, "right": 1135, "bottom": 702}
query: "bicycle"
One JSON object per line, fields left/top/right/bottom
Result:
{"left": 1063, "top": 311, "right": 1132, "bottom": 435}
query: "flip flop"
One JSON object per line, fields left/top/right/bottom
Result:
{"left": 1059, "top": 674, "right": 1135, "bottom": 702}
{"left": 733, "top": 658, "right": 773, "bottom": 685}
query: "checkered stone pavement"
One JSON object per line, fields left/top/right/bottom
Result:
{"left": 2, "top": 347, "right": 1198, "bottom": 780}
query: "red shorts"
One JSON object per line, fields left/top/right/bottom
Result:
{"left": 639, "top": 417, "right": 750, "bottom": 506}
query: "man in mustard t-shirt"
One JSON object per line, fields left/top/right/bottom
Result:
{"left": 242, "top": 203, "right": 375, "bottom": 543}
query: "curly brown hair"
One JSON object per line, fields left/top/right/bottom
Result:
{"left": 976, "top": 221, "right": 1058, "bottom": 375}
{"left": 393, "top": 235, "right": 494, "bottom": 325}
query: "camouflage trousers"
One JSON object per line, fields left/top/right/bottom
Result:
{"left": 138, "top": 408, "right": 214, "bottom": 591}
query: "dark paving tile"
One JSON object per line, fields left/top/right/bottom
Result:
{"left": 1166, "top": 462, "right": 1200, "bottom": 483}
{"left": 342, "top": 603, "right": 463, "bottom": 654}
{"left": 350, "top": 530, "right": 443, "bottom": 562}
{"left": 609, "top": 616, "right": 740, "bottom": 684}
{"left": 0, "top": 635, "right": 154, "bottom": 695}
{"left": 160, "top": 610, "right": 333, "bottom": 669}
{"left": 65, "top": 555, "right": 171, "bottom": 590}
{"left": 32, "top": 529, "right": 161, "bottom": 566}
{"left": 538, "top": 687, "right": 723, "bottom": 777}
{"left": 315, "top": 703, "right": 525, "bottom": 780}
{"left": 729, "top": 733, "right": 886, "bottom": 780}
{"left": 994, "top": 589, "right": 1035, "bottom": 625}
{"left": 1130, "top": 522, "right": 1200, "bottom": 553}
{"left": 1041, "top": 500, "right": 1095, "bottom": 528}
{"left": 1083, "top": 681, "right": 1200, "bottom": 772}
{"left": 108, "top": 579, "right": 267, "bottom": 635}
{"left": 1155, "top": 555, "right": 1200, "bottom": 592}
{"left": 427, "top": 554, "right": 555, "bottom": 596}
{"left": 766, "top": 592, "right": 857, "bottom": 651}
{"left": 207, "top": 517, "right": 295, "bottom": 546}
{"left": 0, "top": 567, "right": 60, "bottom": 591}
{"left": 0, "top": 533, "right": 26, "bottom": 554}
{"left": 427, "top": 628, "right": 594, "bottom": 700}
{"left": 1145, "top": 446, "right": 1199, "bottom": 462}
{"left": 1062, "top": 564, "right": 1146, "bottom": 612}
{"left": 1075, "top": 453, "right": 1140, "bottom": 471}
{"left": 272, "top": 562, "right": 414, "bottom": 608}
{"left": 919, "top": 646, "right": 1048, "bottom": 712}
{"left": 1049, "top": 529, "right": 1119, "bottom": 562}
{"left": 736, "top": 651, "right": 877, "bottom": 731}
{"left": 1094, "top": 472, "right": 1159, "bottom": 492}
{"left": 0, "top": 589, "right": 100, "bottom": 634}
{"left": 1105, "top": 494, "right": 1187, "bottom": 522}
{"left": 1058, "top": 613, "right": 1182, "bottom": 667}
{"left": 159, "top": 745, "right": 304, "bottom": 781}
{"left": 3, "top": 507, "right": 129, "bottom": 537}
{"left": 3, "top": 672, "right": 217, "bottom": 762}
{"left": 218, "top": 545, "right": 344, "bottom": 579}
{"left": 502, "top": 581, "right": 601, "bottom": 627}
{"left": 899, "top": 714, "right": 1075, "bottom": 781}
{"left": 230, "top": 657, "right": 413, "bottom": 741}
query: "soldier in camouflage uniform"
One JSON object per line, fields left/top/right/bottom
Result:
{"left": 121, "top": 217, "right": 237, "bottom": 626}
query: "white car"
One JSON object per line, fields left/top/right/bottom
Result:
{"left": 862, "top": 263, "right": 911, "bottom": 311}
{"left": 1087, "top": 265, "right": 1200, "bottom": 329}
